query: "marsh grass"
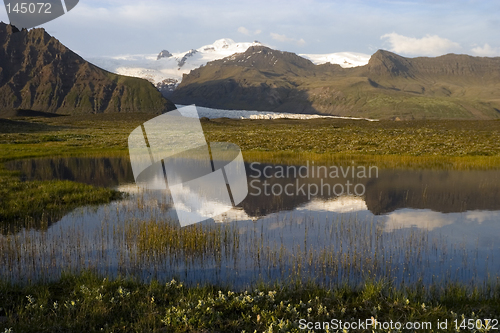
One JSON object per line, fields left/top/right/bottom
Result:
{"left": 241, "top": 150, "right": 500, "bottom": 170}
{"left": 0, "top": 115, "right": 139, "bottom": 228}
{"left": 1, "top": 197, "right": 492, "bottom": 291}
{"left": 0, "top": 189, "right": 498, "bottom": 332}
{"left": 133, "top": 219, "right": 240, "bottom": 260}
{"left": 0, "top": 190, "right": 485, "bottom": 289}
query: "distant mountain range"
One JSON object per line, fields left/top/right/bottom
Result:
{"left": 0, "top": 23, "right": 175, "bottom": 116}
{"left": 170, "top": 46, "right": 500, "bottom": 120}
{"left": 88, "top": 39, "right": 371, "bottom": 97}
{"left": 1, "top": 23, "right": 499, "bottom": 120}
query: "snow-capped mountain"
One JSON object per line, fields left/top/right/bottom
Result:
{"left": 87, "top": 39, "right": 264, "bottom": 95}
{"left": 300, "top": 52, "right": 371, "bottom": 68}
{"left": 87, "top": 39, "right": 370, "bottom": 96}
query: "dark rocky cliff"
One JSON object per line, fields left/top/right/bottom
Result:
{"left": 0, "top": 23, "right": 175, "bottom": 115}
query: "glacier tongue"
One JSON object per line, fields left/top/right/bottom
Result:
{"left": 176, "top": 105, "right": 378, "bottom": 121}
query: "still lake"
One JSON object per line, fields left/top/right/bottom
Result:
{"left": 3, "top": 157, "right": 500, "bottom": 288}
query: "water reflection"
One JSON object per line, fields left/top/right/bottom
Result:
{"left": 2, "top": 157, "right": 499, "bottom": 287}
{"left": 7, "top": 157, "right": 500, "bottom": 218}
{"left": 365, "top": 169, "right": 500, "bottom": 214}
{"left": 6, "top": 157, "right": 135, "bottom": 187}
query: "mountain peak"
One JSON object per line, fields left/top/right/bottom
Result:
{"left": 198, "top": 38, "right": 263, "bottom": 54}
{"left": 367, "top": 49, "right": 413, "bottom": 77}
{"left": 212, "top": 45, "right": 315, "bottom": 72}
{"left": 0, "top": 21, "right": 20, "bottom": 33}
{"left": 211, "top": 38, "right": 235, "bottom": 49}
{"left": 157, "top": 50, "right": 173, "bottom": 60}
{"left": 366, "top": 49, "right": 500, "bottom": 78}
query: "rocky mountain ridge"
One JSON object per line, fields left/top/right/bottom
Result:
{"left": 0, "top": 23, "right": 175, "bottom": 115}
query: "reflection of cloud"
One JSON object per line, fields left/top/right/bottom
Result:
{"left": 117, "top": 183, "right": 257, "bottom": 223}
{"left": 212, "top": 207, "right": 259, "bottom": 223}
{"left": 381, "top": 33, "right": 460, "bottom": 56}
{"left": 464, "top": 211, "right": 500, "bottom": 224}
{"left": 296, "top": 196, "right": 368, "bottom": 213}
{"left": 384, "top": 210, "right": 454, "bottom": 231}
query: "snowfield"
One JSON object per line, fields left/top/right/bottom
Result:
{"left": 300, "top": 52, "right": 371, "bottom": 68}
{"left": 87, "top": 39, "right": 264, "bottom": 85}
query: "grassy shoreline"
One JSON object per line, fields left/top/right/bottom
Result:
{"left": 0, "top": 164, "right": 123, "bottom": 231}
{"left": 0, "top": 271, "right": 499, "bottom": 333}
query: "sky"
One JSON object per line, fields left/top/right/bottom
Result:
{"left": 1, "top": 0, "right": 499, "bottom": 58}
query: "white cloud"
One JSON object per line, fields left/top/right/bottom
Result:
{"left": 270, "top": 33, "right": 306, "bottom": 46}
{"left": 238, "top": 26, "right": 262, "bottom": 37}
{"left": 381, "top": 33, "right": 460, "bottom": 56}
{"left": 471, "top": 43, "right": 500, "bottom": 57}
{"left": 237, "top": 27, "right": 250, "bottom": 35}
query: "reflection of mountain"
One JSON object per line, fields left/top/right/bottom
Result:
{"left": 214, "top": 196, "right": 367, "bottom": 223}
{"left": 240, "top": 162, "right": 375, "bottom": 216}
{"left": 6, "top": 157, "right": 135, "bottom": 187}
{"left": 240, "top": 164, "right": 500, "bottom": 217}
{"left": 364, "top": 169, "right": 500, "bottom": 214}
